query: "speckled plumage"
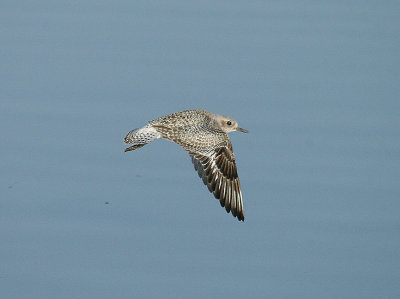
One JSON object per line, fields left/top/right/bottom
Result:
{"left": 123, "top": 109, "right": 247, "bottom": 221}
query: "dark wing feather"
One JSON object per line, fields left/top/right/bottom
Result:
{"left": 189, "top": 142, "right": 245, "bottom": 221}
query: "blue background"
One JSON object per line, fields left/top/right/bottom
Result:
{"left": 1, "top": 1, "right": 399, "bottom": 298}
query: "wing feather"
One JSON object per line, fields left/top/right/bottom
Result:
{"left": 189, "top": 142, "right": 245, "bottom": 221}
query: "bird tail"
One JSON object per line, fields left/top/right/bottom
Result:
{"left": 123, "top": 125, "right": 161, "bottom": 152}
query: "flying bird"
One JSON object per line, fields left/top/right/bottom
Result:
{"left": 124, "top": 109, "right": 247, "bottom": 221}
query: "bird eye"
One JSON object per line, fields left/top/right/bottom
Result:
{"left": 227, "top": 121, "right": 232, "bottom": 126}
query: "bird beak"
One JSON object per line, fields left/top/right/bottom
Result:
{"left": 237, "top": 127, "right": 248, "bottom": 133}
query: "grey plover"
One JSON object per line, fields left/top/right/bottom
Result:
{"left": 123, "top": 109, "right": 247, "bottom": 221}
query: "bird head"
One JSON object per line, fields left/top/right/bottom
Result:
{"left": 214, "top": 114, "right": 248, "bottom": 134}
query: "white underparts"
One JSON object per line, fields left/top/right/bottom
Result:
{"left": 124, "top": 125, "right": 161, "bottom": 145}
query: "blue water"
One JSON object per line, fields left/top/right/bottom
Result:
{"left": 1, "top": 1, "right": 399, "bottom": 298}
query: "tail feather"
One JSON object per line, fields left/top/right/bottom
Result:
{"left": 123, "top": 125, "right": 161, "bottom": 151}
{"left": 124, "top": 144, "right": 146, "bottom": 152}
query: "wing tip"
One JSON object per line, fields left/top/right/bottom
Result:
{"left": 237, "top": 213, "right": 245, "bottom": 222}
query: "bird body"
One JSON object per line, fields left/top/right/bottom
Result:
{"left": 124, "top": 109, "right": 247, "bottom": 221}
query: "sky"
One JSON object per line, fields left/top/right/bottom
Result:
{"left": 1, "top": 1, "right": 399, "bottom": 298}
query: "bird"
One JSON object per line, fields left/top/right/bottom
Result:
{"left": 123, "top": 109, "right": 248, "bottom": 221}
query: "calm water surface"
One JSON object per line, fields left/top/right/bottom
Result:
{"left": 1, "top": 1, "right": 399, "bottom": 298}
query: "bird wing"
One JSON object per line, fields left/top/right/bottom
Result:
{"left": 189, "top": 141, "right": 245, "bottom": 221}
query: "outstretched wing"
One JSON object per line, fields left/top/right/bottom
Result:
{"left": 189, "top": 142, "right": 245, "bottom": 221}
